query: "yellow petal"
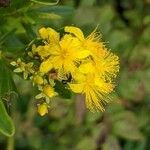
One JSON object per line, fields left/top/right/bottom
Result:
{"left": 79, "top": 62, "right": 94, "bottom": 74}
{"left": 76, "top": 50, "right": 91, "bottom": 59}
{"left": 72, "top": 70, "right": 86, "bottom": 81}
{"left": 47, "top": 27, "right": 60, "bottom": 43}
{"left": 37, "top": 45, "right": 51, "bottom": 58}
{"left": 39, "top": 59, "right": 53, "bottom": 73}
{"left": 69, "top": 83, "right": 84, "bottom": 93}
{"left": 39, "top": 27, "right": 60, "bottom": 43}
{"left": 48, "top": 44, "right": 60, "bottom": 55}
{"left": 39, "top": 27, "right": 48, "bottom": 39}
{"left": 65, "top": 26, "right": 84, "bottom": 41}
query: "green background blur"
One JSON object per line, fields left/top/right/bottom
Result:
{"left": 0, "top": 0, "right": 150, "bottom": 149}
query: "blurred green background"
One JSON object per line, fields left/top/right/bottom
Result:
{"left": 0, "top": 0, "right": 150, "bottom": 149}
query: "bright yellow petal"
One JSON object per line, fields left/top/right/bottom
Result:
{"left": 39, "top": 59, "right": 53, "bottom": 73}
{"left": 47, "top": 27, "right": 60, "bottom": 43}
{"left": 39, "top": 27, "right": 48, "bottom": 39}
{"left": 48, "top": 44, "right": 61, "bottom": 55}
{"left": 76, "top": 50, "right": 91, "bottom": 59}
{"left": 37, "top": 45, "right": 51, "bottom": 58}
{"left": 79, "top": 62, "right": 94, "bottom": 74}
{"left": 39, "top": 27, "right": 60, "bottom": 43}
{"left": 65, "top": 26, "right": 84, "bottom": 41}
{"left": 72, "top": 70, "right": 86, "bottom": 82}
{"left": 69, "top": 83, "right": 84, "bottom": 93}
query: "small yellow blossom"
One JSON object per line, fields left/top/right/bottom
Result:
{"left": 49, "top": 34, "right": 90, "bottom": 74}
{"left": 33, "top": 75, "right": 44, "bottom": 85}
{"left": 37, "top": 103, "right": 48, "bottom": 116}
{"left": 43, "top": 84, "right": 57, "bottom": 98}
{"left": 69, "top": 73, "right": 114, "bottom": 112}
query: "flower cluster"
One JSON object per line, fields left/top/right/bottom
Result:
{"left": 11, "top": 26, "right": 119, "bottom": 115}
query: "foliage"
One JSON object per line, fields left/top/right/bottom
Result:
{"left": 0, "top": 0, "right": 150, "bottom": 149}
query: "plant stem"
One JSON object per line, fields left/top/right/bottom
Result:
{"left": 7, "top": 136, "right": 14, "bottom": 150}
{"left": 30, "top": 0, "right": 59, "bottom": 6}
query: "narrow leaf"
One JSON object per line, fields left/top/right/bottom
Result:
{"left": 0, "top": 100, "right": 15, "bottom": 136}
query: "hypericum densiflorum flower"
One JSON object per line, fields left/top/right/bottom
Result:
{"left": 65, "top": 26, "right": 119, "bottom": 80}
{"left": 69, "top": 73, "right": 114, "bottom": 112}
{"left": 43, "top": 84, "right": 57, "bottom": 98}
{"left": 11, "top": 25, "right": 120, "bottom": 115}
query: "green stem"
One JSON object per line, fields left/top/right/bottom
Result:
{"left": 30, "top": 0, "right": 59, "bottom": 6}
{"left": 7, "top": 136, "right": 14, "bottom": 150}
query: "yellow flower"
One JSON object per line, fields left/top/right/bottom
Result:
{"left": 13, "top": 26, "right": 120, "bottom": 114}
{"left": 65, "top": 26, "right": 119, "bottom": 80}
{"left": 37, "top": 103, "right": 48, "bottom": 116}
{"left": 43, "top": 84, "right": 57, "bottom": 98}
{"left": 49, "top": 34, "right": 90, "bottom": 74}
{"left": 69, "top": 73, "right": 114, "bottom": 112}
{"left": 35, "top": 84, "right": 57, "bottom": 101}
{"left": 78, "top": 52, "right": 119, "bottom": 81}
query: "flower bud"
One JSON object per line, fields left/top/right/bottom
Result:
{"left": 33, "top": 75, "right": 44, "bottom": 85}
{"left": 37, "top": 103, "right": 48, "bottom": 116}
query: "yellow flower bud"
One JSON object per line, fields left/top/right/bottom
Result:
{"left": 37, "top": 103, "right": 48, "bottom": 116}
{"left": 33, "top": 75, "right": 44, "bottom": 85}
{"left": 39, "top": 27, "right": 48, "bottom": 39}
{"left": 43, "top": 85, "right": 56, "bottom": 98}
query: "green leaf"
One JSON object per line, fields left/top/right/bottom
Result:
{"left": 0, "top": 29, "right": 16, "bottom": 45}
{"left": 76, "top": 136, "right": 96, "bottom": 150}
{"left": 0, "top": 100, "right": 15, "bottom": 136}
{"left": 112, "top": 111, "right": 144, "bottom": 140}
{"left": 30, "top": 6, "right": 74, "bottom": 16}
